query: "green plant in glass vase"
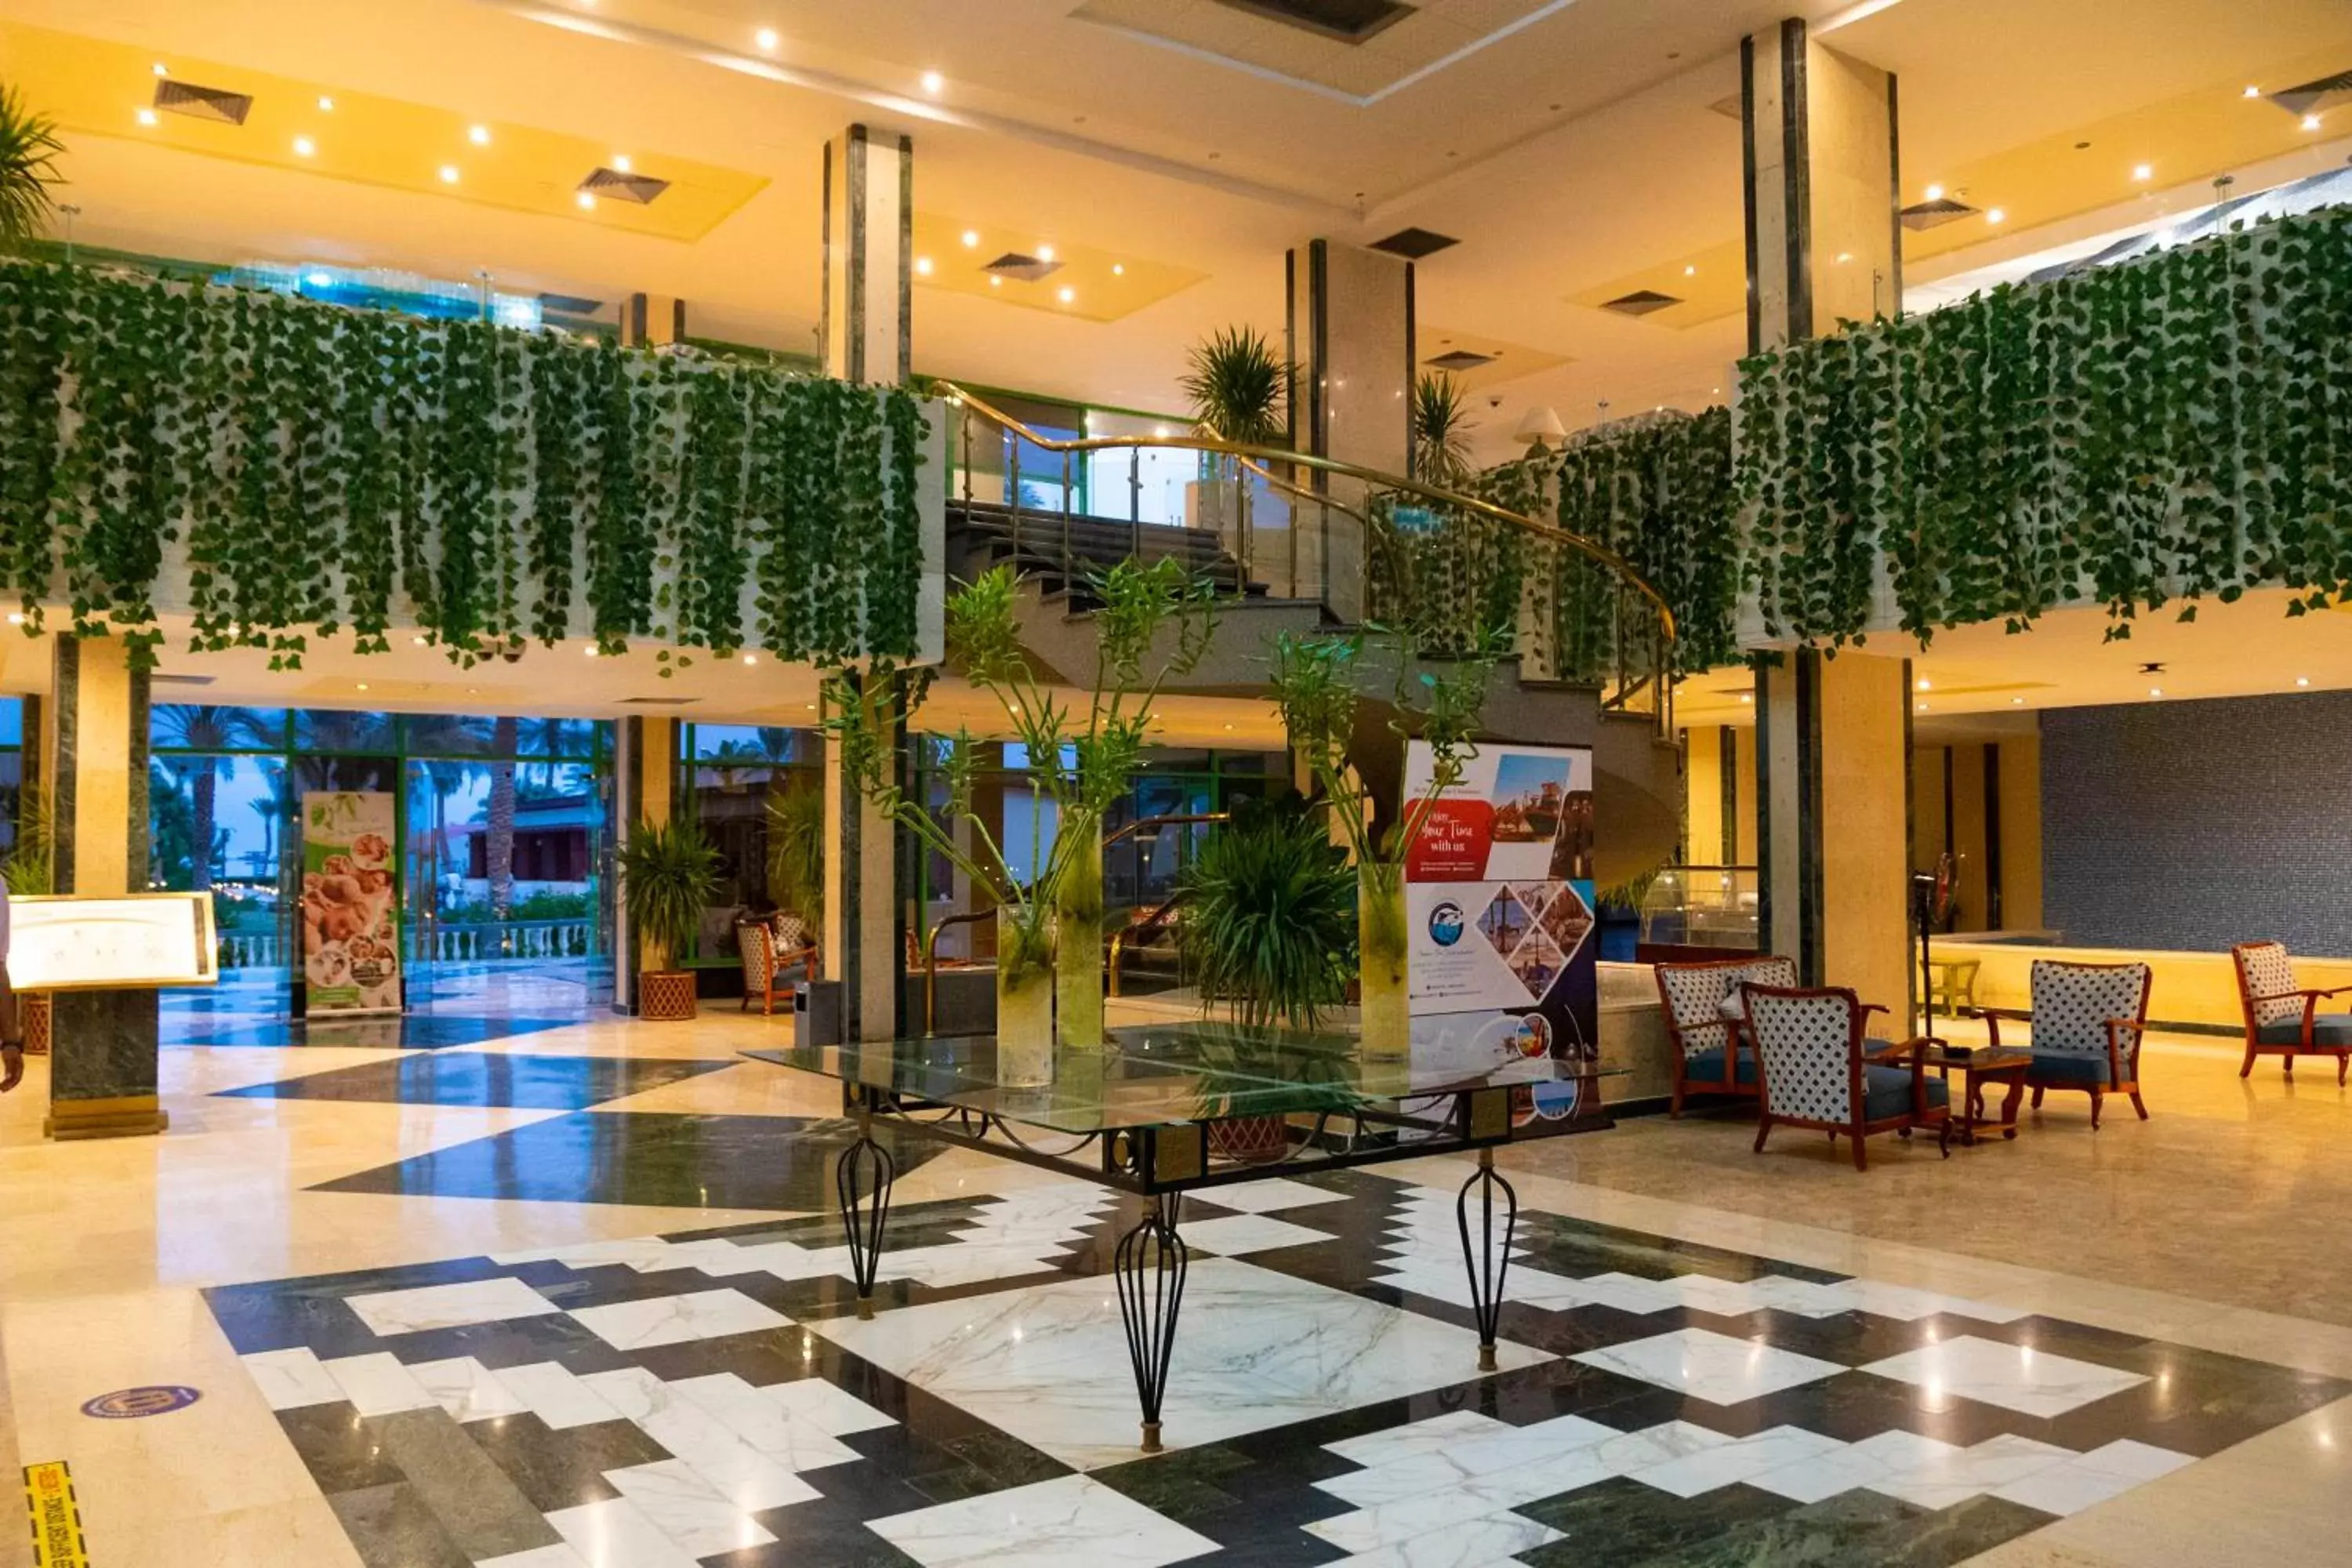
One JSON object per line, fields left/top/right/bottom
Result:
{"left": 1267, "top": 622, "right": 1502, "bottom": 1055}
{"left": 823, "top": 560, "right": 1216, "bottom": 1070}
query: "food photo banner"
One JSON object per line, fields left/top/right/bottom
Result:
{"left": 1404, "top": 740, "right": 1600, "bottom": 1138}
{"left": 300, "top": 791, "right": 401, "bottom": 1016}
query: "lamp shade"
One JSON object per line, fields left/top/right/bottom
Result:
{"left": 1512, "top": 406, "right": 1568, "bottom": 447}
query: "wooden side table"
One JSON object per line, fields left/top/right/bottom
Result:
{"left": 1917, "top": 1044, "right": 2031, "bottom": 1145}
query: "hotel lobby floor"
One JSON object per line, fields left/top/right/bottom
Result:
{"left": 0, "top": 1017, "right": 2346, "bottom": 1567}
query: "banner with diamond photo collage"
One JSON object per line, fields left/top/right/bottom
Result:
{"left": 1402, "top": 740, "right": 1599, "bottom": 1137}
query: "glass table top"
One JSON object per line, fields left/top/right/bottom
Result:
{"left": 748, "top": 1019, "right": 1622, "bottom": 1136}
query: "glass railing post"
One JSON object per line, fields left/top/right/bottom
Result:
{"left": 1006, "top": 426, "right": 1022, "bottom": 560}
{"left": 959, "top": 405, "right": 974, "bottom": 506}
{"left": 1060, "top": 450, "right": 1073, "bottom": 585}
{"left": 1130, "top": 448, "right": 1142, "bottom": 562}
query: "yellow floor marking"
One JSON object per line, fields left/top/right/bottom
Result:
{"left": 22, "top": 1463, "right": 88, "bottom": 1568}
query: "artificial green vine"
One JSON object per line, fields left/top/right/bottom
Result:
{"left": 1740, "top": 199, "right": 2352, "bottom": 644}
{"left": 0, "top": 261, "right": 933, "bottom": 668}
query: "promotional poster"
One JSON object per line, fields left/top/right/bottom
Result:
{"left": 1403, "top": 741, "right": 1599, "bottom": 1135}
{"left": 300, "top": 791, "right": 402, "bottom": 1015}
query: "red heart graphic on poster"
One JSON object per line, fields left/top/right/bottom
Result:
{"left": 1407, "top": 797, "right": 1493, "bottom": 881}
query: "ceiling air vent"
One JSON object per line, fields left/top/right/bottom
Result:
{"left": 1900, "top": 196, "right": 1980, "bottom": 230}
{"left": 153, "top": 79, "right": 254, "bottom": 125}
{"left": 1425, "top": 349, "right": 1497, "bottom": 372}
{"left": 984, "top": 252, "right": 1063, "bottom": 283}
{"left": 618, "top": 695, "right": 699, "bottom": 706}
{"left": 151, "top": 673, "right": 219, "bottom": 687}
{"left": 2270, "top": 70, "right": 2352, "bottom": 117}
{"left": 537, "top": 292, "right": 604, "bottom": 318}
{"left": 1601, "top": 289, "right": 1682, "bottom": 317}
{"left": 579, "top": 167, "right": 670, "bottom": 205}
{"left": 1709, "top": 93, "right": 1745, "bottom": 121}
{"left": 1370, "top": 227, "right": 1459, "bottom": 260}
{"left": 1211, "top": 0, "right": 1414, "bottom": 44}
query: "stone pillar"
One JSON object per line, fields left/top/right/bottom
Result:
{"left": 1758, "top": 650, "right": 1913, "bottom": 1022}
{"left": 615, "top": 714, "right": 678, "bottom": 1014}
{"left": 45, "top": 636, "right": 163, "bottom": 1140}
{"left": 821, "top": 125, "right": 913, "bottom": 386}
{"left": 1742, "top": 17, "right": 1901, "bottom": 353}
{"left": 820, "top": 122, "right": 913, "bottom": 1043}
{"left": 1287, "top": 238, "right": 1414, "bottom": 619}
{"left": 621, "top": 293, "right": 686, "bottom": 349}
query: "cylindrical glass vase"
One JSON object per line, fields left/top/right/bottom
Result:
{"left": 996, "top": 906, "right": 1055, "bottom": 1088}
{"left": 1054, "top": 821, "right": 1106, "bottom": 1049}
{"left": 1359, "top": 862, "right": 1410, "bottom": 1058}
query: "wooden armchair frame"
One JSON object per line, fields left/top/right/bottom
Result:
{"left": 1654, "top": 956, "right": 1781, "bottom": 1119}
{"left": 1973, "top": 960, "right": 2152, "bottom": 1129}
{"left": 2230, "top": 941, "right": 2352, "bottom": 1085}
{"left": 1740, "top": 984, "right": 1950, "bottom": 1171}
{"left": 739, "top": 919, "right": 822, "bottom": 1015}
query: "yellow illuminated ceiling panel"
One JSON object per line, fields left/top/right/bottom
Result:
{"left": 911, "top": 213, "right": 1205, "bottom": 323}
{"left": 3, "top": 21, "right": 767, "bottom": 241}
{"left": 1417, "top": 325, "right": 1570, "bottom": 390}
{"left": 1569, "top": 239, "right": 1748, "bottom": 330}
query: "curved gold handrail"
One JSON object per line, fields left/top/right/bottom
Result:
{"left": 935, "top": 379, "right": 1677, "bottom": 642}
{"left": 1104, "top": 811, "right": 1228, "bottom": 848}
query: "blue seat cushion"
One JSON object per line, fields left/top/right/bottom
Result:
{"left": 1682, "top": 1046, "right": 1759, "bottom": 1086}
{"left": 2029, "top": 1052, "right": 2118, "bottom": 1086}
{"left": 2256, "top": 1013, "right": 2352, "bottom": 1047}
{"left": 1863, "top": 1064, "right": 1948, "bottom": 1121}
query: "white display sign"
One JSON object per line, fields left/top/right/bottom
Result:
{"left": 7, "top": 893, "right": 219, "bottom": 991}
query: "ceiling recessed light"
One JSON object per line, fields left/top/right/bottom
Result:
{"left": 1152, "top": 425, "right": 1171, "bottom": 437}
{"left": 1112, "top": 263, "right": 1125, "bottom": 276}
{"left": 317, "top": 96, "right": 335, "bottom": 112}
{"left": 136, "top": 107, "right": 158, "bottom": 127}
{"left": 412, "top": 633, "right": 429, "bottom": 646}
{"left": 804, "top": 702, "right": 817, "bottom": 711}
{"left": 742, "top": 652, "right": 757, "bottom": 666}
{"left": 1915, "top": 701, "right": 1929, "bottom": 712}
{"left": 1924, "top": 183, "right": 1944, "bottom": 201}
{"left": 1738, "top": 693, "right": 1752, "bottom": 705}
{"left": 2296, "top": 676, "right": 2312, "bottom": 688}
{"left": 921, "top": 70, "right": 945, "bottom": 94}
{"left": 1057, "top": 286, "right": 1075, "bottom": 303}
{"left": 1037, "top": 244, "right": 1056, "bottom": 262}
{"left": 2245, "top": 85, "right": 2262, "bottom": 98}
{"left": 1711, "top": 386, "right": 1722, "bottom": 394}
{"left": 151, "top": 61, "right": 169, "bottom": 77}
{"left": 576, "top": 191, "right": 597, "bottom": 210}
{"left": 584, "top": 644, "right": 599, "bottom": 658}
{"left": 292, "top": 135, "right": 316, "bottom": 157}
{"left": 2303, "top": 114, "right": 2324, "bottom": 132}
{"left": 304, "top": 270, "right": 333, "bottom": 288}
{"left": 612, "top": 153, "right": 632, "bottom": 172}
{"left": 2132, "top": 163, "right": 2152, "bottom": 181}
{"left": 1987, "top": 208, "right": 2006, "bottom": 224}
{"left": 2148, "top": 688, "right": 2162, "bottom": 699}
{"left": 1835, "top": 251, "right": 1853, "bottom": 263}
{"left": 5, "top": 612, "right": 23, "bottom": 626}
{"left": 989, "top": 276, "right": 1001, "bottom": 289}
{"left": 439, "top": 164, "right": 460, "bottom": 183}
{"left": 2011, "top": 697, "right": 2025, "bottom": 706}
{"left": 1682, "top": 264, "right": 1697, "bottom": 277}
{"left": 960, "top": 229, "right": 979, "bottom": 248}
{"left": 1915, "top": 677, "right": 1932, "bottom": 691}
{"left": 755, "top": 26, "right": 779, "bottom": 49}
{"left": 469, "top": 124, "right": 492, "bottom": 146}
{"left": 915, "top": 256, "right": 933, "bottom": 275}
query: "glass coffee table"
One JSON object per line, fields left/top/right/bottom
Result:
{"left": 750, "top": 1020, "right": 1619, "bottom": 1453}
{"left": 1916, "top": 1043, "right": 2034, "bottom": 1145}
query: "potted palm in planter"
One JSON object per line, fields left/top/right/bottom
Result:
{"left": 1179, "top": 325, "right": 1291, "bottom": 544}
{"left": 619, "top": 818, "right": 721, "bottom": 1021}
{"left": 1411, "top": 371, "right": 1478, "bottom": 487}
{"left": 0, "top": 87, "right": 65, "bottom": 252}
{"left": 1267, "top": 626, "right": 1500, "bottom": 1056}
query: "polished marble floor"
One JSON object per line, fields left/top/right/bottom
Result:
{"left": 2, "top": 1008, "right": 2351, "bottom": 1567}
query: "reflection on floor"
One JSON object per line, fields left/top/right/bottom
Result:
{"left": 211, "top": 1167, "right": 2340, "bottom": 1566}
{"left": 218, "top": 1054, "right": 739, "bottom": 1111}
{"left": 163, "top": 960, "right": 611, "bottom": 1048}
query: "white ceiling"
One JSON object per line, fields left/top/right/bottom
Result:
{"left": 7, "top": 0, "right": 2351, "bottom": 452}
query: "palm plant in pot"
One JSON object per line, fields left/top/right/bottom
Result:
{"left": 1267, "top": 624, "right": 1502, "bottom": 1055}
{"left": 0, "top": 88, "right": 64, "bottom": 252}
{"left": 1410, "top": 371, "right": 1479, "bottom": 488}
{"left": 1179, "top": 325, "right": 1291, "bottom": 541}
{"left": 619, "top": 818, "right": 721, "bottom": 1021}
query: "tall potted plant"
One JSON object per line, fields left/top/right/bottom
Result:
{"left": 0, "top": 88, "right": 64, "bottom": 252}
{"left": 1411, "top": 371, "right": 1478, "bottom": 488}
{"left": 619, "top": 818, "right": 720, "bottom": 1021}
{"left": 1179, "top": 325, "right": 1291, "bottom": 542}
{"left": 1267, "top": 626, "right": 1501, "bottom": 1055}
{"left": 1178, "top": 795, "right": 1356, "bottom": 1029}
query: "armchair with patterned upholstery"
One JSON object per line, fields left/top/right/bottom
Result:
{"left": 2230, "top": 941, "right": 2352, "bottom": 1084}
{"left": 1974, "top": 959, "right": 2152, "bottom": 1128}
{"left": 1740, "top": 984, "right": 1948, "bottom": 1171}
{"left": 738, "top": 914, "right": 821, "bottom": 1015}
{"left": 1653, "top": 955, "right": 1798, "bottom": 1117}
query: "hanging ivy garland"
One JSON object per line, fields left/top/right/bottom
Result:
{"left": 1479, "top": 408, "right": 1740, "bottom": 681}
{"left": 1739, "top": 199, "right": 2352, "bottom": 646}
{"left": 0, "top": 261, "right": 933, "bottom": 670}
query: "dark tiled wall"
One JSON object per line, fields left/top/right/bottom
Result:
{"left": 2042, "top": 691, "right": 2352, "bottom": 954}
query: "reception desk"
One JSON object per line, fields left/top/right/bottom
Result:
{"left": 1929, "top": 935, "right": 2341, "bottom": 1032}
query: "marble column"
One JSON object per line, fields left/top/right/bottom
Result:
{"left": 1287, "top": 239, "right": 1414, "bottom": 620}
{"left": 1758, "top": 649, "right": 1914, "bottom": 1022}
{"left": 820, "top": 122, "right": 913, "bottom": 1043}
{"left": 45, "top": 635, "right": 165, "bottom": 1140}
{"left": 614, "top": 714, "right": 679, "bottom": 1014}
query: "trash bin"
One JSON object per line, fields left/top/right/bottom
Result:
{"left": 794, "top": 979, "right": 844, "bottom": 1048}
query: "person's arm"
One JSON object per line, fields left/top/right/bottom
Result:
{"left": 1, "top": 1043, "right": 20, "bottom": 1093}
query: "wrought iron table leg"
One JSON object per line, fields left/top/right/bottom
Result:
{"left": 1458, "top": 1146, "right": 1518, "bottom": 1373}
{"left": 837, "top": 1100, "right": 895, "bottom": 1320}
{"left": 1115, "top": 1192, "right": 1187, "bottom": 1454}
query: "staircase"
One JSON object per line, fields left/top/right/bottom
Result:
{"left": 949, "top": 499, "right": 1263, "bottom": 610}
